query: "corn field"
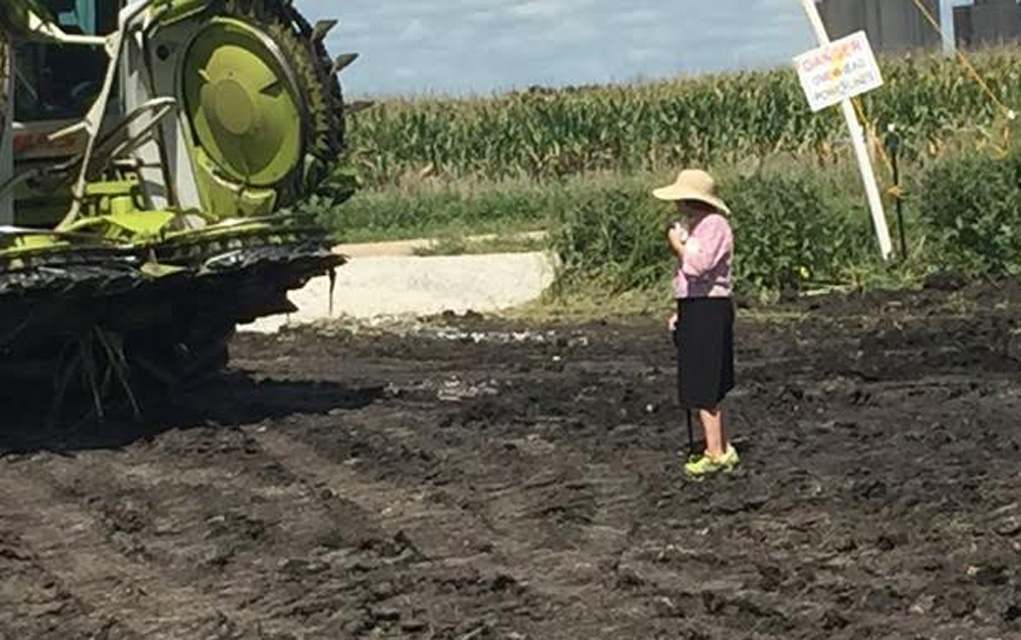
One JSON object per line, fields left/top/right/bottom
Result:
{"left": 346, "top": 48, "right": 1021, "bottom": 187}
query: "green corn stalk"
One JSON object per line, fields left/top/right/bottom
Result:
{"left": 346, "top": 48, "right": 1021, "bottom": 188}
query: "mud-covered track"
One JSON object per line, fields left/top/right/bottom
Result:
{"left": 1, "top": 282, "right": 1020, "bottom": 639}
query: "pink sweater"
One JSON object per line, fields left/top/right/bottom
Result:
{"left": 673, "top": 212, "right": 733, "bottom": 299}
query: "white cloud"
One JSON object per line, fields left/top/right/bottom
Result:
{"left": 508, "top": 0, "right": 596, "bottom": 20}
{"left": 397, "top": 18, "right": 427, "bottom": 43}
{"left": 467, "top": 9, "right": 500, "bottom": 24}
{"left": 340, "top": 19, "right": 370, "bottom": 36}
{"left": 626, "top": 48, "right": 666, "bottom": 63}
{"left": 296, "top": 0, "right": 815, "bottom": 96}
{"left": 613, "top": 9, "right": 661, "bottom": 25}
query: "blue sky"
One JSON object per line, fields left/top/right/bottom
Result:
{"left": 296, "top": 0, "right": 966, "bottom": 97}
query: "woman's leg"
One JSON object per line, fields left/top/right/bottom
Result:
{"left": 700, "top": 406, "right": 727, "bottom": 458}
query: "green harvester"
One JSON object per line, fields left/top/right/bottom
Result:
{"left": 0, "top": 0, "right": 364, "bottom": 420}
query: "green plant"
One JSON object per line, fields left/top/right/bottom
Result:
{"left": 315, "top": 178, "right": 551, "bottom": 242}
{"left": 347, "top": 47, "right": 1021, "bottom": 187}
{"left": 550, "top": 180, "right": 668, "bottom": 294}
{"left": 919, "top": 149, "right": 1021, "bottom": 277}
{"left": 722, "top": 174, "right": 872, "bottom": 293}
{"left": 548, "top": 170, "right": 879, "bottom": 299}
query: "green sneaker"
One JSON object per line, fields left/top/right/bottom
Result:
{"left": 684, "top": 444, "right": 739, "bottom": 477}
{"left": 719, "top": 444, "right": 740, "bottom": 468}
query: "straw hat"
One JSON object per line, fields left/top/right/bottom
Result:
{"left": 652, "top": 169, "right": 731, "bottom": 215}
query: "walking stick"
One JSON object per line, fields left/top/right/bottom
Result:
{"left": 674, "top": 322, "right": 697, "bottom": 461}
{"left": 686, "top": 409, "right": 695, "bottom": 461}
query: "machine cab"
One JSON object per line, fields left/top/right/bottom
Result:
{"left": 2, "top": 0, "right": 343, "bottom": 228}
{"left": 4, "top": 0, "right": 121, "bottom": 224}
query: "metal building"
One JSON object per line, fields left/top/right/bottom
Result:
{"left": 816, "top": 0, "right": 942, "bottom": 53}
{"left": 954, "top": 0, "right": 1021, "bottom": 48}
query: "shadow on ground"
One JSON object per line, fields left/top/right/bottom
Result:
{"left": 0, "top": 371, "right": 384, "bottom": 454}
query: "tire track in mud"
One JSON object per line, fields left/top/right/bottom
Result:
{"left": 9, "top": 434, "right": 397, "bottom": 637}
{"left": 250, "top": 424, "right": 673, "bottom": 638}
{"left": 231, "top": 425, "right": 569, "bottom": 636}
{"left": 245, "top": 406, "right": 691, "bottom": 635}
{"left": 0, "top": 519, "right": 133, "bottom": 640}
{"left": 246, "top": 424, "right": 593, "bottom": 602}
{"left": 251, "top": 426, "right": 487, "bottom": 558}
{"left": 24, "top": 425, "right": 557, "bottom": 637}
{"left": 4, "top": 421, "right": 468, "bottom": 637}
{"left": 241, "top": 347, "right": 812, "bottom": 635}
{"left": 0, "top": 461, "right": 265, "bottom": 639}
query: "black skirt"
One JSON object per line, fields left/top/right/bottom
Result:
{"left": 674, "top": 297, "right": 734, "bottom": 410}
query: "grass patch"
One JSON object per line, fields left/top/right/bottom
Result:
{"left": 506, "top": 285, "right": 667, "bottom": 322}
{"left": 412, "top": 232, "right": 548, "bottom": 256}
{"left": 310, "top": 176, "right": 555, "bottom": 243}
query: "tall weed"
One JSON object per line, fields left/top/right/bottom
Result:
{"left": 918, "top": 149, "right": 1021, "bottom": 277}
{"left": 549, "top": 171, "right": 880, "bottom": 297}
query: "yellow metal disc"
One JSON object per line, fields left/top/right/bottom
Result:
{"left": 182, "top": 18, "right": 303, "bottom": 187}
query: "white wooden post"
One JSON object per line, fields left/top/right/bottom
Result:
{"left": 800, "top": 0, "right": 893, "bottom": 261}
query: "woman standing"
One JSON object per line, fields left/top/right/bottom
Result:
{"left": 653, "top": 169, "right": 738, "bottom": 477}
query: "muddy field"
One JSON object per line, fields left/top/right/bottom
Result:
{"left": 1, "top": 282, "right": 1020, "bottom": 640}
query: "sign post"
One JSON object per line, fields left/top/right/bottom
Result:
{"left": 796, "top": 0, "right": 893, "bottom": 261}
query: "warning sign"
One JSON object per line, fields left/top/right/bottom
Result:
{"left": 794, "top": 31, "right": 884, "bottom": 112}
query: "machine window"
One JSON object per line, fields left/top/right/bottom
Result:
{"left": 13, "top": 0, "right": 119, "bottom": 122}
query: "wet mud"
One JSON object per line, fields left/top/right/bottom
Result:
{"left": 1, "top": 282, "right": 1020, "bottom": 639}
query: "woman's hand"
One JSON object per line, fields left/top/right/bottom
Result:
{"left": 666, "top": 223, "right": 687, "bottom": 259}
{"left": 667, "top": 312, "right": 678, "bottom": 331}
{"left": 665, "top": 221, "right": 688, "bottom": 242}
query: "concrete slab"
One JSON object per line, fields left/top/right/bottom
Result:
{"left": 241, "top": 251, "right": 556, "bottom": 333}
